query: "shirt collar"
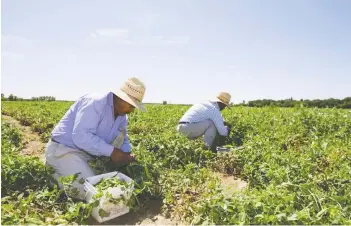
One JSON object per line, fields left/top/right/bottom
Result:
{"left": 108, "top": 92, "right": 114, "bottom": 107}
{"left": 209, "top": 100, "right": 220, "bottom": 111}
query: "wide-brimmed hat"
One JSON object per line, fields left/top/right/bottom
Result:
{"left": 114, "top": 77, "right": 146, "bottom": 112}
{"left": 213, "top": 92, "right": 231, "bottom": 106}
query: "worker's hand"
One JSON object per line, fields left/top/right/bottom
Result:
{"left": 130, "top": 153, "right": 136, "bottom": 161}
{"left": 110, "top": 148, "right": 135, "bottom": 167}
{"left": 223, "top": 121, "right": 231, "bottom": 132}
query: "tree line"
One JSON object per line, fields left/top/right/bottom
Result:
{"left": 1, "top": 94, "right": 56, "bottom": 102}
{"left": 232, "top": 97, "right": 351, "bottom": 109}
{"left": 2, "top": 93, "right": 351, "bottom": 109}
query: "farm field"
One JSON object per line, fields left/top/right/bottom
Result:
{"left": 1, "top": 101, "right": 351, "bottom": 225}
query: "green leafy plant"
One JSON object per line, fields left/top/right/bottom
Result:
{"left": 2, "top": 102, "right": 351, "bottom": 224}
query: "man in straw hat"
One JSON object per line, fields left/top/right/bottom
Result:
{"left": 177, "top": 92, "right": 232, "bottom": 152}
{"left": 45, "top": 77, "right": 146, "bottom": 200}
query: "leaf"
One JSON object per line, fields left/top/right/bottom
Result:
{"left": 99, "top": 208, "right": 110, "bottom": 218}
{"left": 276, "top": 213, "right": 286, "bottom": 220}
{"left": 92, "top": 200, "right": 100, "bottom": 208}
{"left": 255, "top": 214, "right": 264, "bottom": 219}
{"left": 255, "top": 202, "right": 263, "bottom": 208}
{"left": 287, "top": 213, "right": 297, "bottom": 221}
{"left": 26, "top": 217, "right": 44, "bottom": 225}
{"left": 223, "top": 203, "right": 227, "bottom": 211}
{"left": 316, "top": 208, "right": 328, "bottom": 218}
{"left": 1, "top": 204, "right": 14, "bottom": 212}
{"left": 192, "top": 215, "right": 201, "bottom": 225}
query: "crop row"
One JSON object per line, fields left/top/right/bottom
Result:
{"left": 1, "top": 101, "right": 351, "bottom": 224}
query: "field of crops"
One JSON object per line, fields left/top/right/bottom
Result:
{"left": 1, "top": 101, "right": 351, "bottom": 225}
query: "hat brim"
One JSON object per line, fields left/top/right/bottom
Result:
{"left": 114, "top": 90, "right": 146, "bottom": 112}
{"left": 213, "top": 98, "right": 231, "bottom": 108}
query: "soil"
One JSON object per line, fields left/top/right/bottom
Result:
{"left": 2, "top": 115, "right": 46, "bottom": 162}
{"left": 214, "top": 172, "right": 248, "bottom": 195}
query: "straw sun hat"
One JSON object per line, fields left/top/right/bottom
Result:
{"left": 214, "top": 92, "right": 231, "bottom": 106}
{"left": 114, "top": 77, "right": 146, "bottom": 112}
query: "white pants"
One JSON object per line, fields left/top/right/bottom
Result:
{"left": 45, "top": 132, "right": 125, "bottom": 200}
{"left": 176, "top": 120, "right": 217, "bottom": 147}
{"left": 45, "top": 141, "right": 95, "bottom": 200}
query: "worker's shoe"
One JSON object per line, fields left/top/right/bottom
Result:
{"left": 216, "top": 146, "right": 231, "bottom": 152}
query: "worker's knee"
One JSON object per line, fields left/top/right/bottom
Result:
{"left": 206, "top": 121, "right": 217, "bottom": 136}
{"left": 45, "top": 144, "right": 95, "bottom": 201}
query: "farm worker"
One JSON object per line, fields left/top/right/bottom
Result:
{"left": 45, "top": 77, "right": 146, "bottom": 200}
{"left": 176, "top": 92, "right": 232, "bottom": 152}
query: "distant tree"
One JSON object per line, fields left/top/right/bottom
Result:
{"left": 31, "top": 96, "right": 56, "bottom": 101}
{"left": 47, "top": 96, "right": 56, "bottom": 101}
{"left": 8, "top": 94, "right": 18, "bottom": 101}
{"left": 162, "top": 100, "right": 167, "bottom": 105}
{"left": 1, "top": 93, "right": 6, "bottom": 101}
{"left": 341, "top": 97, "right": 351, "bottom": 108}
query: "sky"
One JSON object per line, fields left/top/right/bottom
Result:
{"left": 1, "top": 0, "right": 351, "bottom": 104}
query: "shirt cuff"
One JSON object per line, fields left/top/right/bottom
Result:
{"left": 121, "top": 143, "right": 131, "bottom": 153}
{"left": 100, "top": 143, "right": 115, "bottom": 157}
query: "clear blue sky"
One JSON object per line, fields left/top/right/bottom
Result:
{"left": 1, "top": 0, "right": 350, "bottom": 104}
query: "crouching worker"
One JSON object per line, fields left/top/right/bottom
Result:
{"left": 45, "top": 77, "right": 146, "bottom": 200}
{"left": 176, "top": 92, "right": 232, "bottom": 152}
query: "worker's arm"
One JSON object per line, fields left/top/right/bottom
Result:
{"left": 71, "top": 98, "right": 115, "bottom": 157}
{"left": 120, "top": 116, "right": 132, "bottom": 153}
{"left": 210, "top": 110, "right": 228, "bottom": 136}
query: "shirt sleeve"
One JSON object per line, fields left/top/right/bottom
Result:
{"left": 71, "top": 98, "right": 115, "bottom": 157}
{"left": 210, "top": 109, "right": 228, "bottom": 136}
{"left": 120, "top": 117, "right": 132, "bottom": 153}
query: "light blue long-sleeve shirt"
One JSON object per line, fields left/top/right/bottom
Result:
{"left": 51, "top": 92, "right": 131, "bottom": 157}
